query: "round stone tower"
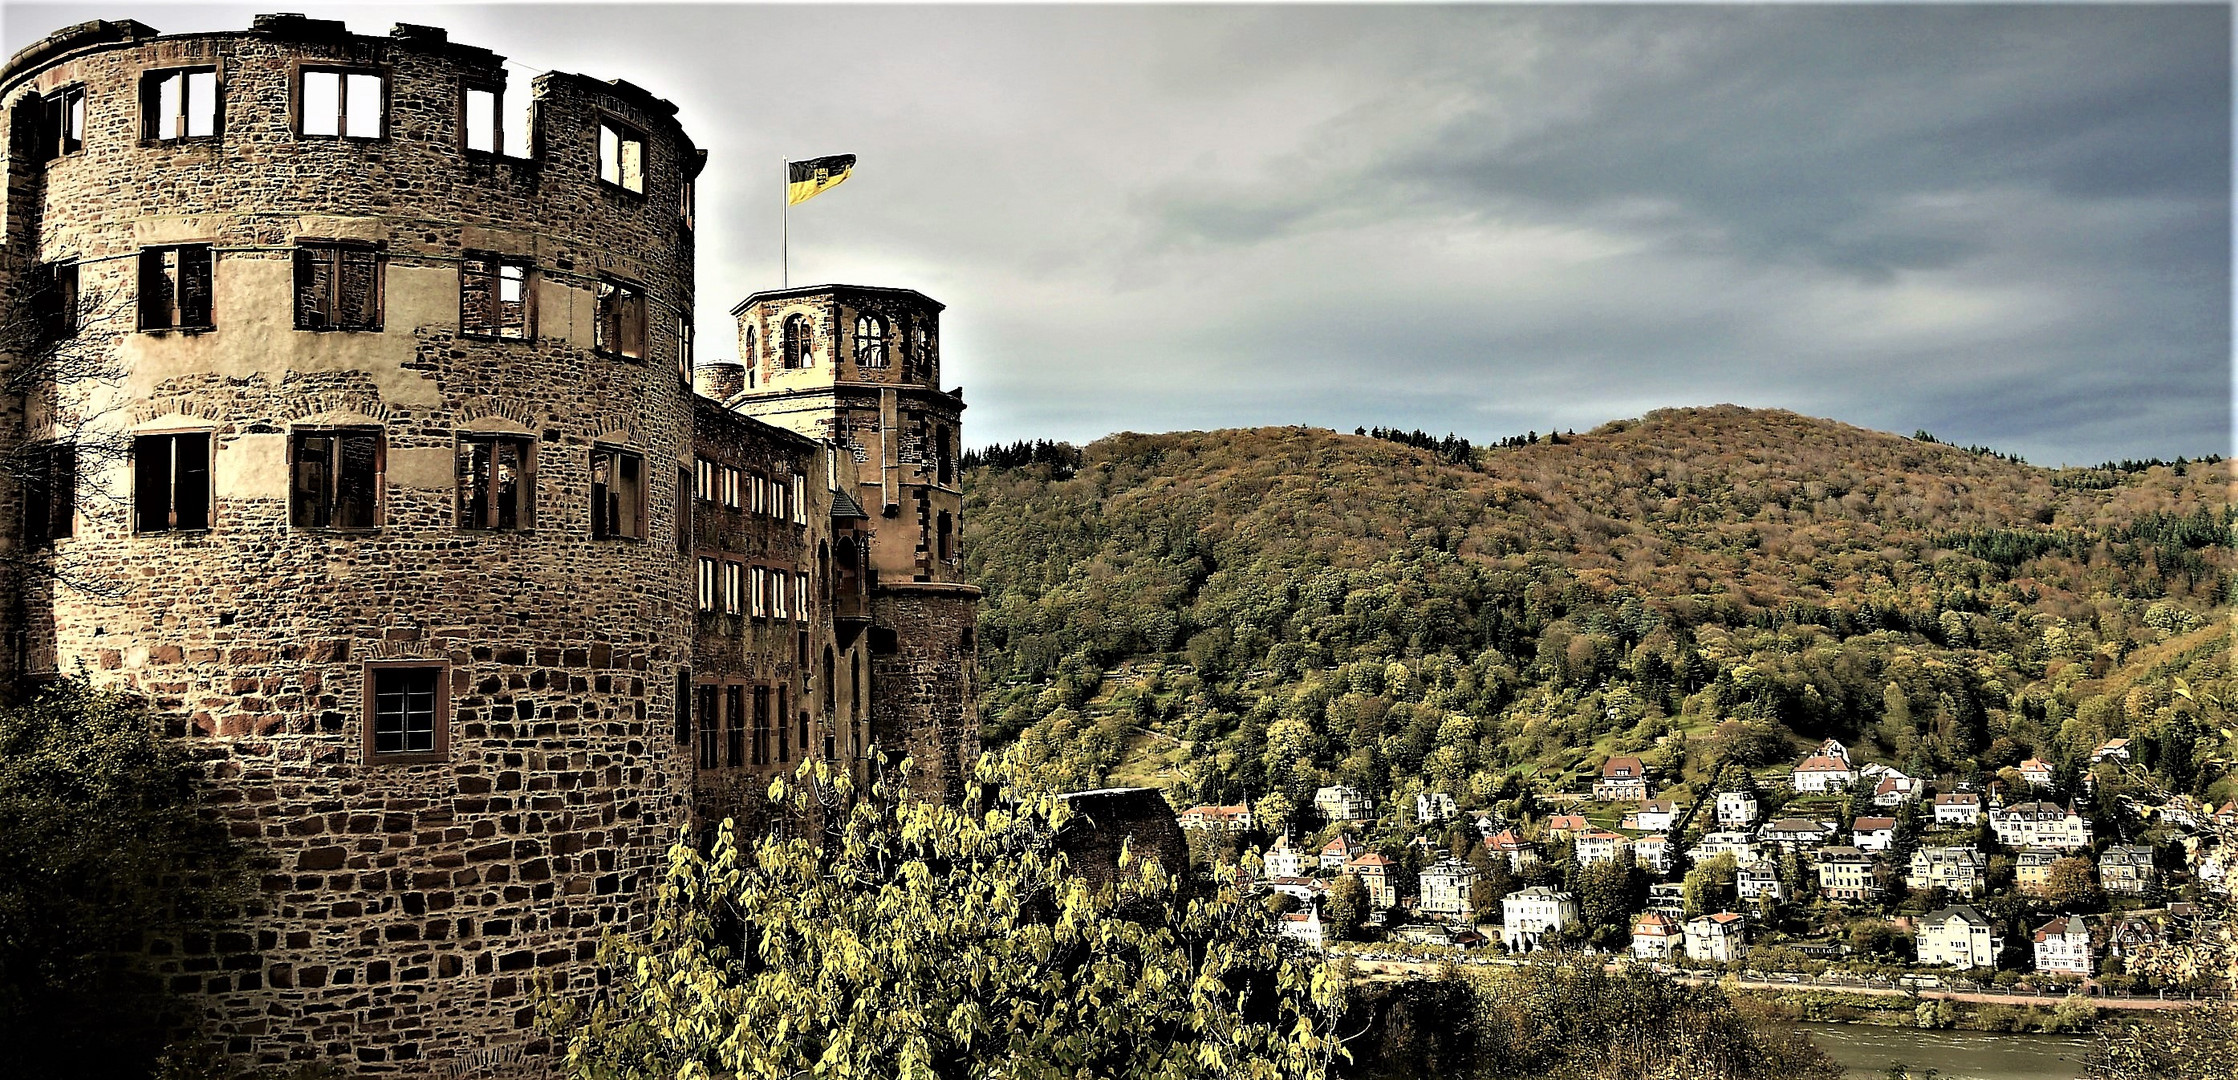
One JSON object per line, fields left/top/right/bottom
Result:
{"left": 1, "top": 15, "right": 702, "bottom": 1074}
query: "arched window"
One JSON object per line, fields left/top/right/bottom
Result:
{"left": 744, "top": 326, "right": 758, "bottom": 367}
{"left": 855, "top": 315, "right": 887, "bottom": 369}
{"left": 937, "top": 510, "right": 954, "bottom": 562}
{"left": 783, "top": 314, "right": 811, "bottom": 369}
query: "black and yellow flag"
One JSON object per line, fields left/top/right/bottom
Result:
{"left": 787, "top": 154, "right": 856, "bottom": 206}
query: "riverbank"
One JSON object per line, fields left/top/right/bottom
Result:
{"left": 1776, "top": 1021, "right": 2091, "bottom": 1080}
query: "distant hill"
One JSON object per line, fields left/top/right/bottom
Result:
{"left": 961, "top": 406, "right": 2233, "bottom": 827}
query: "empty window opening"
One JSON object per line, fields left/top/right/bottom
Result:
{"left": 595, "top": 279, "right": 647, "bottom": 360}
{"left": 682, "top": 180, "right": 696, "bottom": 230}
{"left": 135, "top": 432, "right": 211, "bottom": 533}
{"left": 796, "top": 571, "right": 810, "bottom": 621}
{"left": 598, "top": 120, "right": 644, "bottom": 192}
{"left": 696, "top": 557, "right": 717, "bottom": 613}
{"left": 696, "top": 684, "right": 720, "bottom": 769}
{"left": 301, "top": 69, "right": 385, "bottom": 138}
{"left": 34, "top": 261, "right": 78, "bottom": 340}
{"left": 782, "top": 314, "right": 812, "bottom": 369}
{"left": 798, "top": 712, "right": 810, "bottom": 760}
{"left": 855, "top": 315, "right": 887, "bottom": 368}
{"left": 753, "top": 687, "right": 772, "bottom": 765}
{"left": 294, "top": 243, "right": 383, "bottom": 331}
{"left": 751, "top": 566, "right": 769, "bottom": 619}
{"left": 677, "top": 313, "right": 694, "bottom": 383}
{"left": 21, "top": 443, "right": 76, "bottom": 548}
{"left": 676, "top": 466, "right": 692, "bottom": 554}
{"left": 590, "top": 447, "right": 645, "bottom": 539}
{"left": 694, "top": 457, "right": 717, "bottom": 503}
{"left": 146, "top": 69, "right": 219, "bottom": 141}
{"left": 138, "top": 245, "right": 214, "bottom": 331}
{"left": 39, "top": 85, "right": 86, "bottom": 159}
{"left": 291, "top": 429, "right": 382, "bottom": 529}
{"left": 822, "top": 646, "right": 836, "bottom": 717}
{"left": 725, "top": 685, "right": 746, "bottom": 768}
{"left": 460, "top": 254, "right": 531, "bottom": 339}
{"left": 723, "top": 561, "right": 743, "bottom": 615}
{"left": 936, "top": 424, "right": 953, "bottom": 485}
{"left": 937, "top": 511, "right": 954, "bottom": 561}
{"left": 457, "top": 435, "right": 533, "bottom": 530}
{"left": 777, "top": 687, "right": 790, "bottom": 762}
{"left": 368, "top": 664, "right": 446, "bottom": 758}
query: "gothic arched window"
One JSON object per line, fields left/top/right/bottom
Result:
{"left": 855, "top": 315, "right": 887, "bottom": 369}
{"left": 783, "top": 314, "right": 812, "bottom": 369}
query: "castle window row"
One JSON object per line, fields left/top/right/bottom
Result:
{"left": 695, "top": 557, "right": 810, "bottom": 622}
{"left": 687, "top": 682, "right": 824, "bottom": 770}
{"left": 31, "top": 69, "right": 684, "bottom": 214}
{"left": 53, "top": 246, "right": 670, "bottom": 356}
{"left": 14, "top": 430, "right": 654, "bottom": 540}
{"left": 743, "top": 312, "right": 934, "bottom": 376}
{"left": 691, "top": 457, "right": 802, "bottom": 522}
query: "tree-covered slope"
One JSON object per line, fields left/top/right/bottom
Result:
{"left": 962, "top": 407, "right": 2232, "bottom": 824}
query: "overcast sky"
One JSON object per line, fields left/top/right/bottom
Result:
{"left": 8, "top": 3, "right": 2229, "bottom": 465}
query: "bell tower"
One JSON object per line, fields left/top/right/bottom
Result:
{"left": 727, "top": 284, "right": 978, "bottom": 803}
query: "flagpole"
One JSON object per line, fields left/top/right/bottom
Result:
{"left": 781, "top": 156, "right": 789, "bottom": 289}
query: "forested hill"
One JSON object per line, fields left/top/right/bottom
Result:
{"left": 961, "top": 406, "right": 2234, "bottom": 821}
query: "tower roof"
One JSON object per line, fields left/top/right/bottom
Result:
{"left": 731, "top": 283, "right": 944, "bottom": 316}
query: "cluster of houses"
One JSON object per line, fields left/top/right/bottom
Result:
{"left": 1186, "top": 739, "right": 2236, "bottom": 976}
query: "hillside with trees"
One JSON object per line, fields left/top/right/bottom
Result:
{"left": 962, "top": 407, "right": 2233, "bottom": 833}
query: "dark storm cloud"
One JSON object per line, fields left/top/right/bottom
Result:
{"left": 8, "top": 3, "right": 2226, "bottom": 465}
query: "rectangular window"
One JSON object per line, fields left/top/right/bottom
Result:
{"left": 773, "top": 568, "right": 789, "bottom": 621}
{"left": 598, "top": 119, "right": 644, "bottom": 192}
{"left": 294, "top": 243, "right": 383, "bottom": 331}
{"left": 144, "top": 68, "right": 219, "bottom": 141}
{"left": 301, "top": 69, "right": 384, "bottom": 138}
{"left": 725, "top": 685, "right": 745, "bottom": 768}
{"left": 696, "top": 556, "right": 718, "bottom": 613}
{"left": 751, "top": 566, "right": 769, "bottom": 619}
{"left": 694, "top": 457, "right": 716, "bottom": 503}
{"left": 795, "top": 571, "right": 809, "bottom": 622}
{"left": 676, "top": 466, "right": 692, "bottom": 554}
{"left": 792, "top": 475, "right": 808, "bottom": 525}
{"left": 290, "top": 429, "right": 381, "bottom": 529}
{"left": 777, "top": 687, "right": 790, "bottom": 762}
{"left": 134, "top": 432, "right": 210, "bottom": 533}
{"left": 753, "top": 686, "right": 771, "bottom": 765}
{"left": 459, "top": 254, "right": 531, "bottom": 339}
{"left": 590, "top": 447, "right": 644, "bottom": 539}
{"left": 34, "top": 261, "right": 78, "bottom": 340}
{"left": 40, "top": 85, "right": 86, "bottom": 160}
{"left": 594, "top": 280, "right": 646, "bottom": 360}
{"left": 677, "top": 312, "right": 694, "bottom": 384}
{"left": 20, "top": 443, "right": 76, "bottom": 548}
{"left": 456, "top": 434, "right": 533, "bottom": 530}
{"left": 681, "top": 180, "right": 695, "bottom": 231}
{"left": 464, "top": 85, "right": 499, "bottom": 153}
{"left": 695, "top": 684, "right": 720, "bottom": 769}
{"left": 138, "top": 245, "right": 214, "bottom": 331}
{"left": 723, "top": 561, "right": 743, "bottom": 614}
{"left": 722, "top": 467, "right": 741, "bottom": 510}
{"left": 367, "top": 663, "right": 447, "bottom": 759}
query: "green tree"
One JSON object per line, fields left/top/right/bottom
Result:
{"left": 544, "top": 750, "right": 1347, "bottom": 1080}
{"left": 1324, "top": 873, "right": 1369, "bottom": 942}
{"left": 0, "top": 678, "right": 241, "bottom": 1079}
{"left": 1684, "top": 853, "right": 1740, "bottom": 918}
{"left": 2041, "top": 857, "right": 2105, "bottom": 912}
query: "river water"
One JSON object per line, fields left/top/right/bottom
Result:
{"left": 1778, "top": 1022, "right": 2095, "bottom": 1080}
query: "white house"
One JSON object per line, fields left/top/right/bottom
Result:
{"left": 1484, "top": 829, "right": 1541, "bottom": 871}
{"left": 2018, "top": 758, "right": 2057, "bottom": 789}
{"left": 1632, "top": 912, "right": 1681, "bottom": 961}
{"left": 1278, "top": 906, "right": 1323, "bottom": 948}
{"left": 1791, "top": 755, "right": 1854, "bottom": 793}
{"left": 1852, "top": 816, "right": 1897, "bottom": 853}
{"left": 1816, "top": 739, "right": 1851, "bottom": 764}
{"left": 1345, "top": 852, "right": 1400, "bottom": 911}
{"left": 2033, "top": 915, "right": 2092, "bottom": 976}
{"left": 1684, "top": 912, "right": 1748, "bottom": 963}
{"left": 1758, "top": 817, "right": 1837, "bottom": 853}
{"left": 1418, "top": 857, "right": 1479, "bottom": 919}
{"left": 2091, "top": 739, "right": 2132, "bottom": 764}
{"left": 1717, "top": 790, "right": 1760, "bottom": 828}
{"left": 1646, "top": 882, "right": 1686, "bottom": 918}
{"left": 1416, "top": 791, "right": 1459, "bottom": 824}
{"left": 1815, "top": 846, "right": 1880, "bottom": 902}
{"left": 1501, "top": 886, "right": 1578, "bottom": 952}
{"left": 1933, "top": 792, "right": 1983, "bottom": 826}
{"left": 1632, "top": 833, "right": 1673, "bottom": 875}
{"left": 1267, "top": 877, "right": 1328, "bottom": 904}
{"left": 1629, "top": 799, "right": 1678, "bottom": 833}
{"left": 1177, "top": 804, "right": 1253, "bottom": 832}
{"left": 1737, "top": 861, "right": 1786, "bottom": 902}
{"left": 1595, "top": 756, "right": 1651, "bottom": 802}
{"left": 1264, "top": 835, "right": 1306, "bottom": 879}
{"left": 1691, "top": 831, "right": 1760, "bottom": 866}
{"left": 1908, "top": 846, "right": 1986, "bottom": 898}
{"left": 1319, "top": 833, "right": 1362, "bottom": 870}
{"left": 2101, "top": 845, "right": 2157, "bottom": 897}
{"left": 1871, "top": 774, "right": 1922, "bottom": 807}
{"left": 1917, "top": 905, "right": 1999, "bottom": 969}
{"left": 1992, "top": 802, "right": 2093, "bottom": 851}
{"left": 1315, "top": 785, "right": 1373, "bottom": 822}
{"left": 1576, "top": 829, "right": 1633, "bottom": 867}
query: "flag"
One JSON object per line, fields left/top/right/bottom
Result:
{"left": 787, "top": 154, "right": 856, "bottom": 206}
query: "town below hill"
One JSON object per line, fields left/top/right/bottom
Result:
{"left": 960, "top": 406, "right": 2234, "bottom": 998}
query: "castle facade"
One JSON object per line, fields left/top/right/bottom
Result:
{"left": 0, "top": 15, "right": 975, "bottom": 1074}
